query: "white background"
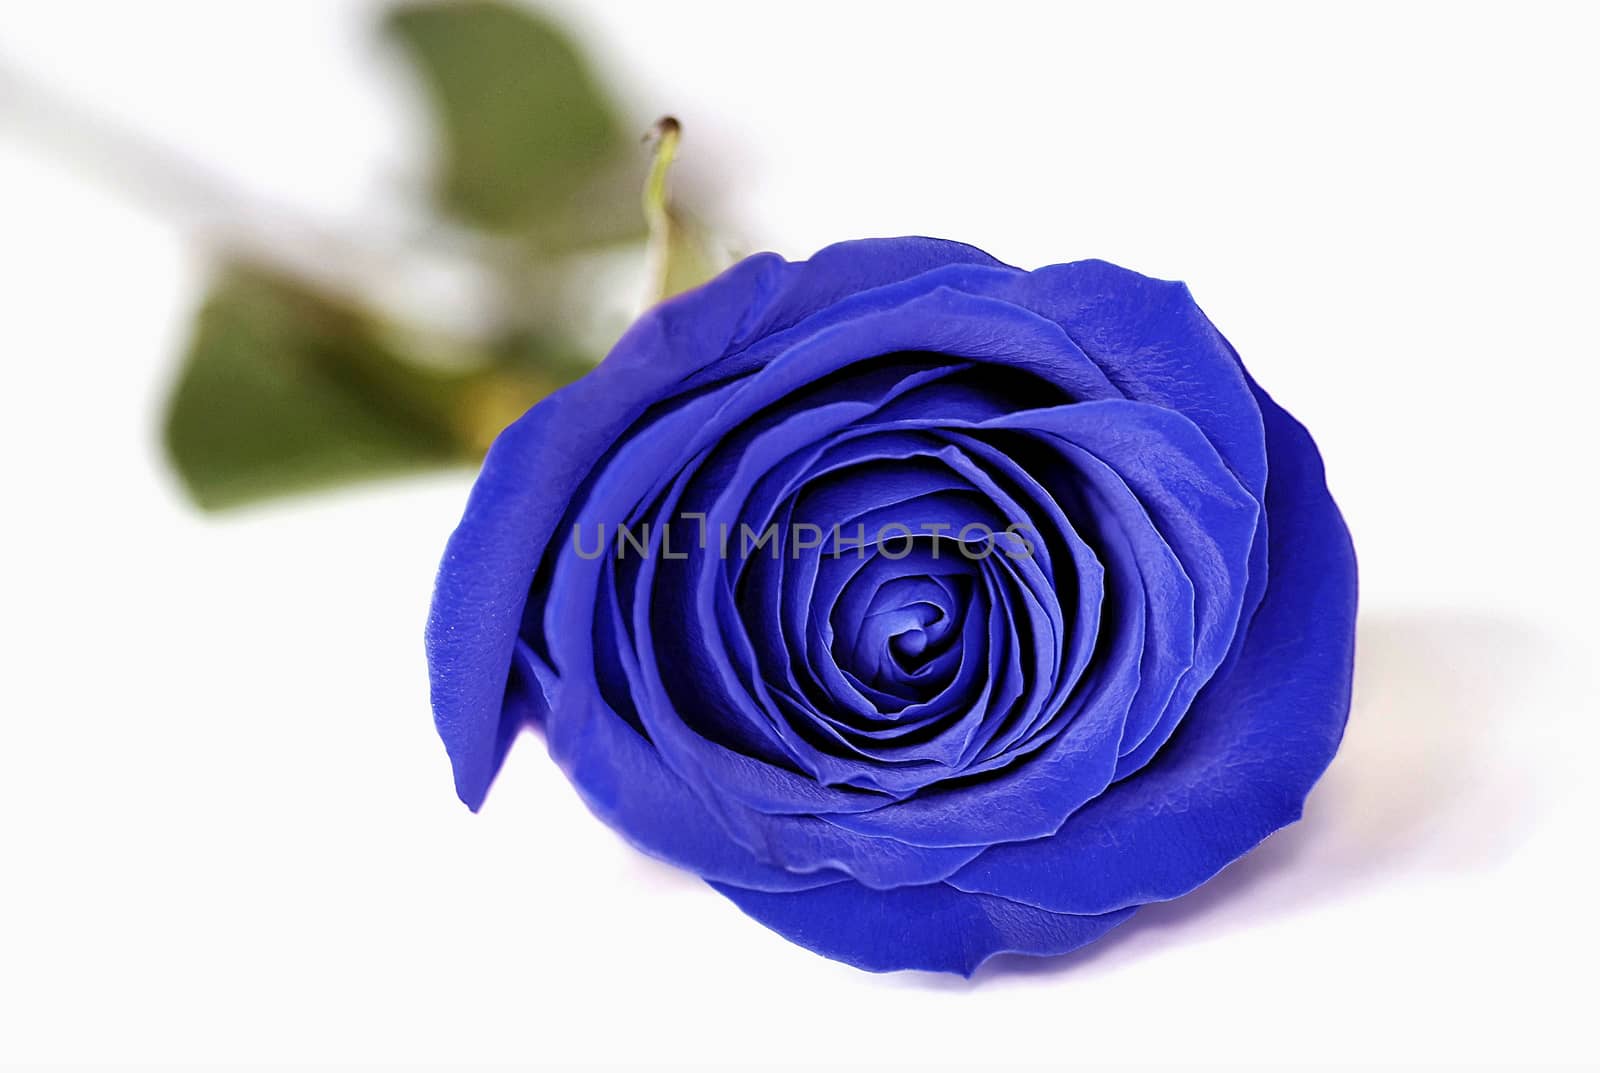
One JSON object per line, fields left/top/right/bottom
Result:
{"left": 2, "top": 1, "right": 1597, "bottom": 1068}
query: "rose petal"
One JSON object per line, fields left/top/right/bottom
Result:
{"left": 946, "top": 387, "right": 1356, "bottom": 912}
{"left": 708, "top": 877, "right": 1135, "bottom": 976}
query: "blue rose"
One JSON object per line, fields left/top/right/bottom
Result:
{"left": 426, "top": 237, "right": 1357, "bottom": 975}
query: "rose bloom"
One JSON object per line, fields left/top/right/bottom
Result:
{"left": 427, "top": 238, "right": 1357, "bottom": 975}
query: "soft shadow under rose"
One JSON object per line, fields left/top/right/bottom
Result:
{"left": 964, "top": 609, "right": 1543, "bottom": 982}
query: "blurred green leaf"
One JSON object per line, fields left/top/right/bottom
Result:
{"left": 161, "top": 4, "right": 729, "bottom": 509}
{"left": 163, "top": 266, "right": 583, "bottom": 510}
{"left": 164, "top": 267, "right": 461, "bottom": 509}
{"left": 387, "top": 0, "right": 638, "bottom": 242}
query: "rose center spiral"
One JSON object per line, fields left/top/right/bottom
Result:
{"left": 828, "top": 565, "right": 973, "bottom": 711}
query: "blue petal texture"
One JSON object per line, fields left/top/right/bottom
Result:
{"left": 426, "top": 238, "right": 1357, "bottom": 975}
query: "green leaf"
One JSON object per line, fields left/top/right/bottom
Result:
{"left": 164, "top": 267, "right": 472, "bottom": 510}
{"left": 386, "top": 0, "right": 635, "bottom": 241}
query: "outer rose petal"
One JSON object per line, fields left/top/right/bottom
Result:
{"left": 708, "top": 878, "right": 1135, "bottom": 976}
{"left": 426, "top": 252, "right": 793, "bottom": 809}
{"left": 740, "top": 237, "right": 1003, "bottom": 339}
{"left": 539, "top": 679, "right": 846, "bottom": 892}
{"left": 946, "top": 385, "right": 1357, "bottom": 913}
